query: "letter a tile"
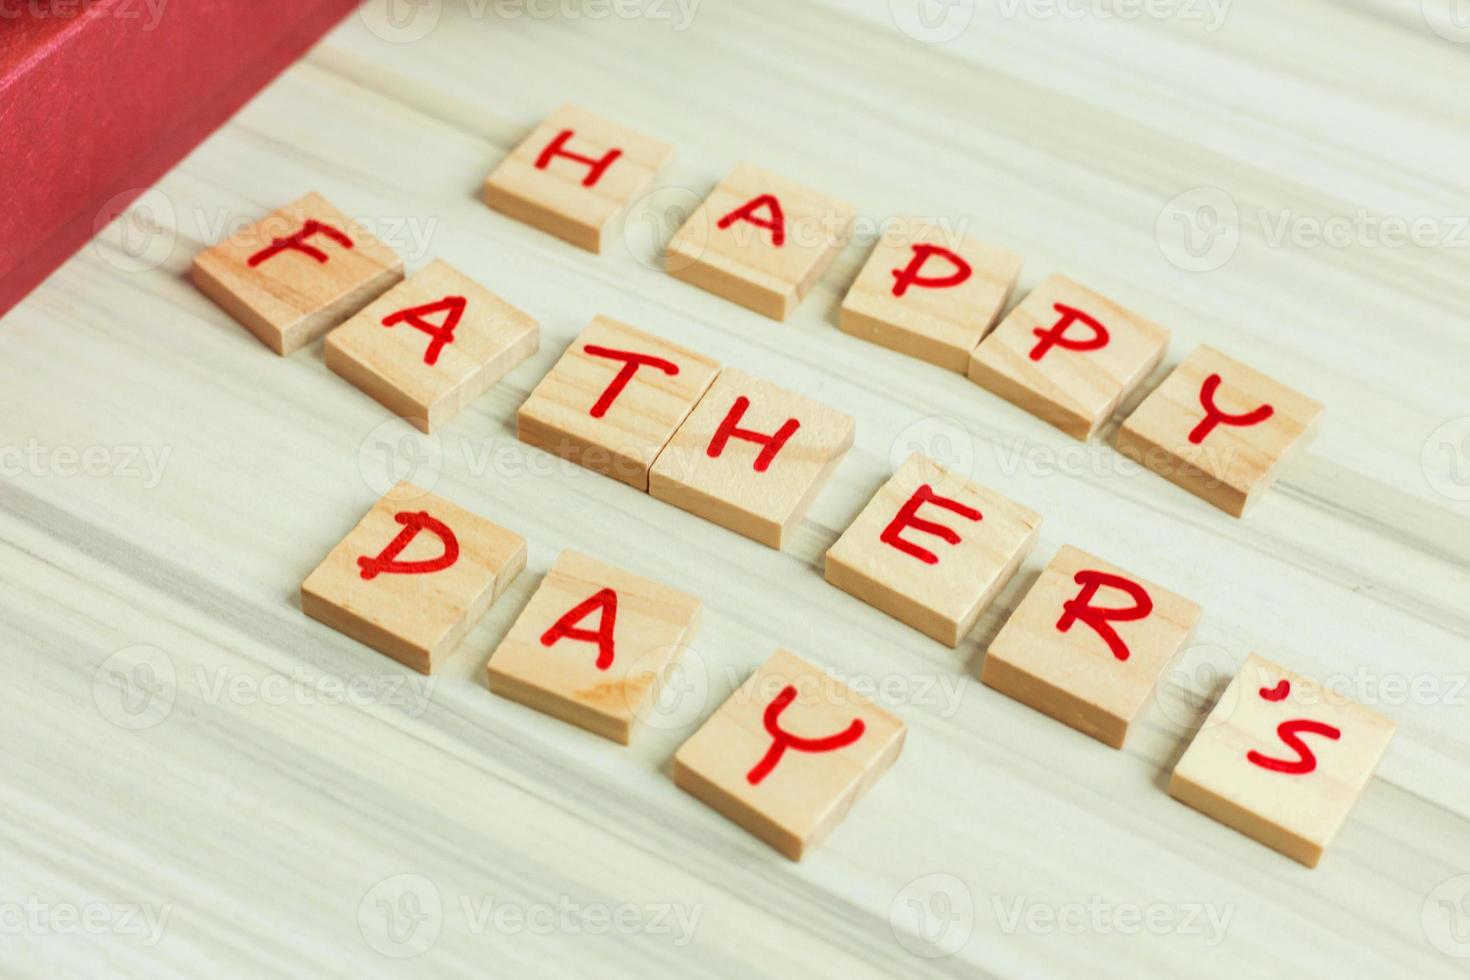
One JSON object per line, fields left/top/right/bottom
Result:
{"left": 840, "top": 217, "right": 1022, "bottom": 373}
{"left": 191, "top": 192, "right": 404, "bottom": 355}
{"left": 1169, "top": 653, "right": 1395, "bottom": 867}
{"left": 666, "top": 163, "right": 856, "bottom": 320}
{"left": 486, "top": 549, "right": 702, "bottom": 744}
{"left": 483, "top": 104, "right": 674, "bottom": 253}
{"left": 824, "top": 453, "right": 1041, "bottom": 647}
{"left": 517, "top": 316, "right": 721, "bottom": 491}
{"left": 1116, "top": 345, "right": 1324, "bottom": 516}
{"left": 673, "top": 649, "right": 905, "bottom": 861}
{"left": 969, "top": 274, "right": 1169, "bottom": 440}
{"left": 301, "top": 483, "right": 526, "bottom": 674}
{"left": 649, "top": 368, "right": 855, "bottom": 549}
{"left": 325, "top": 260, "right": 539, "bottom": 432}
{"left": 979, "top": 545, "right": 1201, "bottom": 748}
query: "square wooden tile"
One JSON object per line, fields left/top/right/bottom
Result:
{"left": 968, "top": 274, "right": 1169, "bottom": 440}
{"left": 300, "top": 483, "right": 526, "bottom": 674}
{"left": 1116, "top": 345, "right": 1324, "bottom": 516}
{"left": 191, "top": 192, "right": 403, "bottom": 355}
{"left": 673, "top": 648, "right": 905, "bottom": 861}
{"left": 486, "top": 549, "right": 702, "bottom": 744}
{"left": 665, "top": 163, "right": 856, "bottom": 320}
{"left": 824, "top": 453, "right": 1041, "bottom": 647}
{"left": 517, "top": 316, "right": 721, "bottom": 491}
{"left": 1169, "top": 653, "right": 1395, "bottom": 868}
{"left": 483, "top": 104, "right": 674, "bottom": 253}
{"left": 979, "top": 544, "right": 1201, "bottom": 747}
{"left": 648, "top": 368, "right": 854, "bottom": 549}
{"left": 324, "top": 260, "right": 539, "bottom": 433}
{"left": 839, "top": 217, "right": 1021, "bottom": 372}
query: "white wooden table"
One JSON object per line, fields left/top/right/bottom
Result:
{"left": 4, "top": 0, "right": 1469, "bottom": 975}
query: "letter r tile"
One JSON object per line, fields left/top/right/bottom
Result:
{"left": 840, "top": 216, "right": 1022, "bottom": 373}
{"left": 1169, "top": 653, "right": 1394, "bottom": 868}
{"left": 968, "top": 274, "right": 1169, "bottom": 440}
{"left": 483, "top": 104, "right": 674, "bottom": 253}
{"left": 516, "top": 316, "right": 721, "bottom": 491}
{"left": 980, "top": 545, "right": 1201, "bottom": 748}
{"left": 1115, "top": 345, "right": 1324, "bottom": 516}
{"left": 487, "top": 549, "right": 702, "bottom": 745}
{"left": 824, "top": 453, "right": 1041, "bottom": 647}
{"left": 649, "top": 368, "right": 855, "bottom": 549}
{"left": 190, "top": 192, "right": 404, "bottom": 355}
{"left": 673, "top": 648, "right": 905, "bottom": 861}
{"left": 300, "top": 483, "right": 526, "bottom": 674}
{"left": 325, "top": 259, "right": 539, "bottom": 433}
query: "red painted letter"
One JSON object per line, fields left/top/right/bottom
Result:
{"left": 717, "top": 194, "right": 785, "bottom": 247}
{"left": 706, "top": 396, "right": 800, "bottom": 472}
{"left": 1055, "top": 570, "right": 1154, "bottom": 662}
{"left": 879, "top": 484, "right": 982, "bottom": 565}
{"left": 534, "top": 129, "right": 622, "bottom": 188}
{"left": 1029, "top": 303, "right": 1110, "bottom": 362}
{"left": 746, "top": 685, "right": 866, "bottom": 785}
{"left": 357, "top": 511, "right": 459, "bottom": 580}
{"left": 1248, "top": 720, "right": 1341, "bottom": 775}
{"left": 248, "top": 219, "right": 353, "bottom": 268}
{"left": 890, "top": 243, "right": 972, "bottom": 297}
{"left": 382, "top": 296, "right": 466, "bottom": 366}
{"left": 583, "top": 345, "right": 680, "bottom": 418}
{"left": 1188, "top": 373, "right": 1274, "bottom": 445}
{"left": 540, "top": 587, "right": 619, "bottom": 671}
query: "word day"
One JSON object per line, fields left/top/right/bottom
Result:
{"left": 186, "top": 103, "right": 1389, "bottom": 866}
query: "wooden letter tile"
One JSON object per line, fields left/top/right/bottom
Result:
{"left": 517, "top": 316, "right": 721, "bottom": 491}
{"left": 1115, "top": 345, "right": 1324, "bottom": 516}
{"left": 300, "top": 483, "right": 526, "bottom": 674}
{"left": 979, "top": 545, "right": 1201, "bottom": 747}
{"left": 483, "top": 104, "right": 674, "bottom": 253}
{"left": 191, "top": 192, "right": 403, "bottom": 355}
{"left": 1169, "top": 653, "right": 1395, "bottom": 867}
{"left": 648, "top": 368, "right": 854, "bottom": 549}
{"left": 673, "top": 648, "right": 905, "bottom": 861}
{"left": 840, "top": 217, "right": 1021, "bottom": 372}
{"left": 325, "top": 260, "right": 538, "bottom": 433}
{"left": 824, "top": 453, "right": 1041, "bottom": 647}
{"left": 665, "top": 163, "right": 856, "bottom": 320}
{"left": 968, "top": 274, "right": 1169, "bottom": 440}
{"left": 486, "top": 549, "right": 702, "bottom": 744}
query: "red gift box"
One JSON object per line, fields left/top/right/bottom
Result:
{"left": 0, "top": 0, "right": 359, "bottom": 317}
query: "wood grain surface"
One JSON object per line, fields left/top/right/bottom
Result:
{"left": 3, "top": 0, "right": 1469, "bottom": 976}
